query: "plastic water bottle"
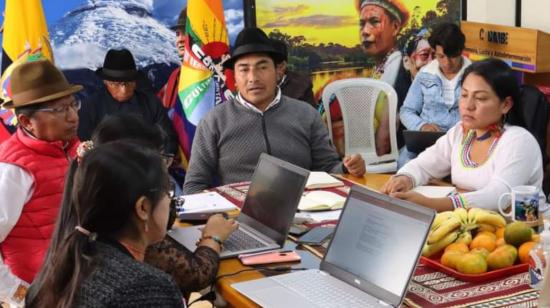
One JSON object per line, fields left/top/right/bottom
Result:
{"left": 530, "top": 222, "right": 550, "bottom": 289}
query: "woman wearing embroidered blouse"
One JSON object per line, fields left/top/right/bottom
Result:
{"left": 382, "top": 58, "right": 543, "bottom": 212}
{"left": 26, "top": 142, "right": 185, "bottom": 307}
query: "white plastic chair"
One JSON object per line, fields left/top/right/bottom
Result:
{"left": 322, "top": 78, "right": 398, "bottom": 173}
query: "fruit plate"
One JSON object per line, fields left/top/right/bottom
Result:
{"left": 420, "top": 256, "right": 528, "bottom": 282}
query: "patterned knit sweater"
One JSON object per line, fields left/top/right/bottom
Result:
{"left": 74, "top": 241, "right": 185, "bottom": 307}
{"left": 184, "top": 96, "right": 343, "bottom": 194}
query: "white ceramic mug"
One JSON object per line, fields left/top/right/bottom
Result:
{"left": 498, "top": 186, "right": 547, "bottom": 222}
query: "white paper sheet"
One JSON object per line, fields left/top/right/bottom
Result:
{"left": 178, "top": 191, "right": 237, "bottom": 213}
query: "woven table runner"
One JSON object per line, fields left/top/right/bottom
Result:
{"left": 211, "top": 178, "right": 354, "bottom": 209}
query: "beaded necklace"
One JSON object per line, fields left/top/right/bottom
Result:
{"left": 461, "top": 130, "right": 501, "bottom": 167}
{"left": 475, "top": 130, "right": 492, "bottom": 141}
{"left": 372, "top": 48, "right": 398, "bottom": 79}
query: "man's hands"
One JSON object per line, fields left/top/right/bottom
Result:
{"left": 343, "top": 154, "right": 366, "bottom": 177}
{"left": 420, "top": 123, "right": 440, "bottom": 132}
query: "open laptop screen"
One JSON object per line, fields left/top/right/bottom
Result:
{"left": 323, "top": 188, "right": 434, "bottom": 305}
{"left": 239, "top": 154, "right": 309, "bottom": 245}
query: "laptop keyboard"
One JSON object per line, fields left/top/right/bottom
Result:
{"left": 272, "top": 270, "right": 379, "bottom": 308}
{"left": 223, "top": 229, "right": 266, "bottom": 252}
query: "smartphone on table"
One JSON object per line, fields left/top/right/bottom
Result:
{"left": 296, "top": 226, "right": 334, "bottom": 245}
{"left": 239, "top": 250, "right": 301, "bottom": 265}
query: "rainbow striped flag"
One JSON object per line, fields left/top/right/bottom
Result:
{"left": 174, "top": 0, "right": 234, "bottom": 170}
{"left": 0, "top": 0, "right": 53, "bottom": 142}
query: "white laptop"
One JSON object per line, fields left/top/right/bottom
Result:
{"left": 168, "top": 153, "right": 309, "bottom": 259}
{"left": 232, "top": 185, "right": 435, "bottom": 307}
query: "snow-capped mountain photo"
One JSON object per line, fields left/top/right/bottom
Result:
{"left": 48, "top": 0, "right": 244, "bottom": 70}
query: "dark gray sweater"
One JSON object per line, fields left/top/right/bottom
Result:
{"left": 74, "top": 241, "right": 185, "bottom": 307}
{"left": 184, "top": 96, "right": 343, "bottom": 194}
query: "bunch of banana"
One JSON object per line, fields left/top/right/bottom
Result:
{"left": 422, "top": 208, "right": 506, "bottom": 257}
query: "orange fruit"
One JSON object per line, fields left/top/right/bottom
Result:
{"left": 487, "top": 245, "right": 517, "bottom": 270}
{"left": 456, "top": 253, "right": 488, "bottom": 274}
{"left": 470, "top": 248, "right": 490, "bottom": 259}
{"left": 496, "top": 237, "right": 506, "bottom": 247}
{"left": 470, "top": 234, "right": 497, "bottom": 252}
{"left": 496, "top": 227, "right": 505, "bottom": 239}
{"left": 518, "top": 241, "right": 537, "bottom": 264}
{"left": 441, "top": 250, "right": 464, "bottom": 269}
{"left": 445, "top": 242, "right": 470, "bottom": 254}
{"left": 477, "top": 231, "right": 497, "bottom": 240}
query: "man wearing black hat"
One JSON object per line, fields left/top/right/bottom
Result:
{"left": 271, "top": 39, "right": 316, "bottom": 108}
{"left": 158, "top": 8, "right": 187, "bottom": 109}
{"left": 0, "top": 60, "right": 82, "bottom": 305}
{"left": 183, "top": 27, "right": 366, "bottom": 194}
{"left": 78, "top": 48, "right": 178, "bottom": 155}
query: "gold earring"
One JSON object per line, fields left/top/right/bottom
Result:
{"left": 144, "top": 220, "right": 149, "bottom": 233}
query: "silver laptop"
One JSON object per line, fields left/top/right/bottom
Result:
{"left": 232, "top": 185, "right": 435, "bottom": 308}
{"left": 168, "top": 153, "right": 309, "bottom": 259}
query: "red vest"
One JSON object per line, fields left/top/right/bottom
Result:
{"left": 0, "top": 128, "right": 78, "bottom": 283}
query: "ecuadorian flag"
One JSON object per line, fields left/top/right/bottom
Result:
{"left": 0, "top": 0, "right": 53, "bottom": 143}
{"left": 173, "top": 0, "right": 234, "bottom": 171}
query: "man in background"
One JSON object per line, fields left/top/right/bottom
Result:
{"left": 358, "top": 0, "right": 409, "bottom": 85}
{"left": 158, "top": 8, "right": 187, "bottom": 110}
{"left": 78, "top": 48, "right": 178, "bottom": 156}
{"left": 271, "top": 39, "right": 316, "bottom": 108}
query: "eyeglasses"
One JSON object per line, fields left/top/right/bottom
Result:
{"left": 106, "top": 81, "right": 135, "bottom": 88}
{"left": 35, "top": 99, "right": 81, "bottom": 114}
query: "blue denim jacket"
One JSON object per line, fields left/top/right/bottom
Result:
{"left": 400, "top": 58, "right": 471, "bottom": 131}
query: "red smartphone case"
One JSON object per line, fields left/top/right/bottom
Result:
{"left": 239, "top": 251, "right": 301, "bottom": 265}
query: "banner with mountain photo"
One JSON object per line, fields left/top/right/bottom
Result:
{"left": 255, "top": 0, "right": 460, "bottom": 156}
{"left": 0, "top": 0, "right": 54, "bottom": 142}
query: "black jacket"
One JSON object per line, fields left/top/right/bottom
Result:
{"left": 78, "top": 88, "right": 179, "bottom": 155}
{"left": 280, "top": 71, "right": 316, "bottom": 108}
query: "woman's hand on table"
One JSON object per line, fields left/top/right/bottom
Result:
{"left": 203, "top": 214, "right": 239, "bottom": 242}
{"left": 389, "top": 190, "right": 429, "bottom": 205}
{"left": 199, "top": 214, "right": 239, "bottom": 253}
{"left": 381, "top": 175, "right": 413, "bottom": 194}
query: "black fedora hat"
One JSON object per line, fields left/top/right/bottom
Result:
{"left": 170, "top": 8, "right": 187, "bottom": 30}
{"left": 222, "top": 27, "right": 285, "bottom": 69}
{"left": 96, "top": 49, "right": 138, "bottom": 82}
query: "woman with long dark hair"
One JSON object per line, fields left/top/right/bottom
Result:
{"left": 30, "top": 114, "right": 237, "bottom": 303}
{"left": 382, "top": 58, "right": 543, "bottom": 211}
{"left": 26, "top": 141, "right": 185, "bottom": 307}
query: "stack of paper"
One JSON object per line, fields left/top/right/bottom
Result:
{"left": 298, "top": 191, "right": 346, "bottom": 211}
{"left": 306, "top": 172, "right": 344, "bottom": 189}
{"left": 294, "top": 210, "right": 342, "bottom": 224}
{"left": 412, "top": 186, "right": 456, "bottom": 198}
{"left": 178, "top": 191, "right": 237, "bottom": 213}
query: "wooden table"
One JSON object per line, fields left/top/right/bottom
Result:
{"left": 215, "top": 173, "right": 391, "bottom": 307}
